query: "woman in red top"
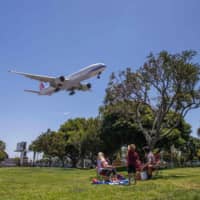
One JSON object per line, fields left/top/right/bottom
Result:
{"left": 127, "top": 144, "right": 139, "bottom": 184}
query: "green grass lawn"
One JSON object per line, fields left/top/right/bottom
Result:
{"left": 0, "top": 167, "right": 199, "bottom": 200}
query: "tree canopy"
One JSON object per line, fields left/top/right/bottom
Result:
{"left": 59, "top": 117, "right": 101, "bottom": 166}
{"left": 0, "top": 140, "right": 8, "bottom": 161}
{"left": 99, "top": 100, "right": 192, "bottom": 157}
{"left": 30, "top": 117, "right": 101, "bottom": 167}
{"left": 104, "top": 50, "right": 200, "bottom": 148}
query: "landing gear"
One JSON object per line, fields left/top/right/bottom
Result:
{"left": 55, "top": 88, "right": 60, "bottom": 92}
{"left": 97, "top": 72, "right": 101, "bottom": 79}
{"left": 69, "top": 90, "right": 75, "bottom": 95}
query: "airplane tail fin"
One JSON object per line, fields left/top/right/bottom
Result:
{"left": 24, "top": 89, "right": 40, "bottom": 95}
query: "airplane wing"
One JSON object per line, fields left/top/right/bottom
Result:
{"left": 8, "top": 70, "right": 55, "bottom": 83}
{"left": 24, "top": 89, "right": 40, "bottom": 94}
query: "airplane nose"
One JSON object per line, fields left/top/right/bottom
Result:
{"left": 92, "top": 63, "right": 106, "bottom": 71}
{"left": 100, "top": 63, "right": 106, "bottom": 69}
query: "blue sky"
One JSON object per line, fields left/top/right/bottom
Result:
{"left": 0, "top": 0, "right": 200, "bottom": 157}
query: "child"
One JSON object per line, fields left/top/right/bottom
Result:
{"left": 127, "top": 144, "right": 139, "bottom": 184}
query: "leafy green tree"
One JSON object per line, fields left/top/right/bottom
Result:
{"left": 156, "top": 116, "right": 191, "bottom": 150}
{"left": 59, "top": 118, "right": 88, "bottom": 167}
{"left": 100, "top": 101, "right": 191, "bottom": 157}
{"left": 99, "top": 102, "right": 146, "bottom": 157}
{"left": 183, "top": 137, "right": 200, "bottom": 161}
{"left": 0, "top": 151, "right": 7, "bottom": 162}
{"left": 29, "top": 129, "right": 55, "bottom": 166}
{"left": 47, "top": 131, "right": 67, "bottom": 167}
{"left": 59, "top": 117, "right": 101, "bottom": 167}
{"left": 80, "top": 118, "right": 103, "bottom": 162}
{"left": 104, "top": 50, "right": 200, "bottom": 149}
{"left": 30, "top": 129, "right": 68, "bottom": 167}
{"left": 0, "top": 140, "right": 6, "bottom": 151}
{"left": 0, "top": 140, "right": 8, "bottom": 161}
{"left": 30, "top": 118, "right": 101, "bottom": 168}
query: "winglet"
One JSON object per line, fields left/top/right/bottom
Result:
{"left": 8, "top": 70, "right": 17, "bottom": 74}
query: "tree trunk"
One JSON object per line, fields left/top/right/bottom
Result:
{"left": 61, "top": 158, "right": 65, "bottom": 168}
{"left": 145, "top": 131, "right": 158, "bottom": 150}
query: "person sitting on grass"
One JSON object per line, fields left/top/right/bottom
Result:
{"left": 142, "top": 146, "right": 155, "bottom": 179}
{"left": 97, "top": 152, "right": 117, "bottom": 180}
{"left": 127, "top": 144, "right": 140, "bottom": 185}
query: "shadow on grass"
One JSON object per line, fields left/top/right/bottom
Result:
{"left": 153, "top": 173, "right": 198, "bottom": 180}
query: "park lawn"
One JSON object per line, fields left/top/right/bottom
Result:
{"left": 0, "top": 167, "right": 199, "bottom": 200}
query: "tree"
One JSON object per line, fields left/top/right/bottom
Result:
{"left": 99, "top": 102, "right": 146, "bottom": 157}
{"left": 183, "top": 136, "right": 200, "bottom": 161}
{"left": 30, "top": 129, "right": 68, "bottom": 167}
{"left": 30, "top": 118, "right": 101, "bottom": 168}
{"left": 0, "top": 140, "right": 8, "bottom": 161}
{"left": 0, "top": 140, "right": 6, "bottom": 151}
{"left": 197, "top": 127, "right": 200, "bottom": 137}
{"left": 29, "top": 129, "right": 56, "bottom": 166}
{"left": 100, "top": 101, "right": 191, "bottom": 156}
{"left": 80, "top": 118, "right": 103, "bottom": 162}
{"left": 104, "top": 50, "right": 200, "bottom": 149}
{"left": 59, "top": 117, "right": 101, "bottom": 167}
{"left": 48, "top": 131, "right": 67, "bottom": 167}
{"left": 156, "top": 116, "right": 191, "bottom": 151}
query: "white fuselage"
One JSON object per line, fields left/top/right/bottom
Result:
{"left": 40, "top": 86, "right": 56, "bottom": 95}
{"left": 61, "top": 63, "right": 106, "bottom": 90}
{"left": 10, "top": 63, "right": 106, "bottom": 96}
{"left": 41, "top": 63, "right": 106, "bottom": 95}
{"left": 67, "top": 63, "right": 106, "bottom": 81}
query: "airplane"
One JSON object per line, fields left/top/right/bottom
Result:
{"left": 9, "top": 63, "right": 106, "bottom": 96}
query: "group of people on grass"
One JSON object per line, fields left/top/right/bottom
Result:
{"left": 97, "top": 144, "right": 158, "bottom": 184}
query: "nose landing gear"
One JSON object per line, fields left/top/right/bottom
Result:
{"left": 69, "top": 90, "right": 75, "bottom": 95}
{"left": 97, "top": 72, "right": 101, "bottom": 79}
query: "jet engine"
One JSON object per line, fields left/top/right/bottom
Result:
{"left": 86, "top": 83, "right": 91, "bottom": 89}
{"left": 79, "top": 83, "right": 92, "bottom": 91}
{"left": 59, "top": 76, "right": 65, "bottom": 82}
{"left": 51, "top": 76, "right": 66, "bottom": 89}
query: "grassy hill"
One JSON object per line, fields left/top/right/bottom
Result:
{"left": 0, "top": 167, "right": 199, "bottom": 200}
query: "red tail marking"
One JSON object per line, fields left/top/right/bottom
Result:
{"left": 39, "top": 82, "right": 45, "bottom": 91}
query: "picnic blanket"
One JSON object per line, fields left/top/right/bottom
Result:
{"left": 92, "top": 178, "right": 129, "bottom": 185}
{"left": 92, "top": 174, "right": 129, "bottom": 185}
